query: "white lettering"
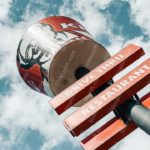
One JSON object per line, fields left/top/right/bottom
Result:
{"left": 112, "top": 85, "right": 122, "bottom": 92}
{"left": 80, "top": 65, "right": 149, "bottom": 116}
{"left": 99, "top": 95, "right": 108, "bottom": 101}
{"left": 115, "top": 54, "right": 124, "bottom": 61}
{"left": 89, "top": 74, "right": 96, "bottom": 79}
{"left": 72, "top": 85, "right": 81, "bottom": 91}
{"left": 134, "top": 69, "right": 145, "bottom": 76}
{"left": 89, "top": 104, "right": 97, "bottom": 111}
{"left": 65, "top": 90, "right": 73, "bottom": 96}
{"left": 142, "top": 65, "right": 150, "bottom": 70}
{"left": 101, "top": 63, "right": 111, "bottom": 70}
{"left": 81, "top": 108, "right": 91, "bottom": 116}
{"left": 128, "top": 75, "right": 137, "bottom": 82}
{"left": 106, "top": 91, "right": 115, "bottom": 98}
{"left": 81, "top": 77, "right": 89, "bottom": 83}
{"left": 94, "top": 99, "right": 103, "bottom": 106}
{"left": 108, "top": 59, "right": 117, "bottom": 65}
{"left": 119, "top": 80, "right": 130, "bottom": 87}
{"left": 97, "top": 68, "right": 103, "bottom": 73}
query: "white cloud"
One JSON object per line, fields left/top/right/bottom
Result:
{"left": 116, "top": 129, "right": 150, "bottom": 150}
{"left": 105, "top": 1, "right": 150, "bottom": 149}
{"left": 92, "top": 0, "right": 113, "bottom": 9}
{"left": 0, "top": 0, "right": 150, "bottom": 150}
{"left": 0, "top": 5, "right": 45, "bottom": 80}
{"left": 0, "top": 23, "right": 23, "bottom": 80}
{"left": 0, "top": 2, "right": 77, "bottom": 150}
{"left": 129, "top": 0, "right": 150, "bottom": 35}
{"left": 60, "top": 0, "right": 113, "bottom": 37}
{"left": 0, "top": 0, "right": 12, "bottom": 22}
{"left": 0, "top": 82, "right": 75, "bottom": 149}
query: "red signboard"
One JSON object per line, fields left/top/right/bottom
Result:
{"left": 64, "top": 59, "right": 150, "bottom": 136}
{"left": 81, "top": 93, "right": 150, "bottom": 150}
{"left": 50, "top": 44, "right": 144, "bottom": 114}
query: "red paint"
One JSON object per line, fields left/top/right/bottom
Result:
{"left": 64, "top": 59, "right": 150, "bottom": 136}
{"left": 81, "top": 94, "right": 150, "bottom": 150}
{"left": 19, "top": 64, "right": 46, "bottom": 94}
{"left": 50, "top": 44, "right": 144, "bottom": 114}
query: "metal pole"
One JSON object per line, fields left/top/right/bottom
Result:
{"left": 75, "top": 66, "right": 150, "bottom": 135}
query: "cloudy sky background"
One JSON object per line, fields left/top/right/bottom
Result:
{"left": 0, "top": 0, "right": 150, "bottom": 150}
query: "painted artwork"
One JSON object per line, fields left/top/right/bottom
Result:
{"left": 16, "top": 16, "right": 93, "bottom": 96}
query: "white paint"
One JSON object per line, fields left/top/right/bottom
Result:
{"left": 81, "top": 64, "right": 150, "bottom": 116}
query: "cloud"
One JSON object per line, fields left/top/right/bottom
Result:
{"left": 0, "top": 1, "right": 77, "bottom": 150}
{"left": 0, "top": 0, "right": 12, "bottom": 22}
{"left": 0, "top": 3, "right": 45, "bottom": 80}
{"left": 0, "top": 81, "right": 75, "bottom": 149}
{"left": 0, "top": 0, "right": 150, "bottom": 150}
{"left": 60, "top": 0, "right": 113, "bottom": 37}
{"left": 106, "top": 1, "right": 150, "bottom": 149}
{"left": 117, "top": 129, "right": 150, "bottom": 150}
{"left": 128, "top": 0, "right": 150, "bottom": 35}
{"left": 60, "top": 1, "right": 150, "bottom": 150}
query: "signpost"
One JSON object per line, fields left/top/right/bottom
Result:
{"left": 17, "top": 16, "right": 150, "bottom": 150}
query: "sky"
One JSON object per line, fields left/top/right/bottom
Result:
{"left": 0, "top": 0, "right": 150, "bottom": 150}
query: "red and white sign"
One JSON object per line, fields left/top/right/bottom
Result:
{"left": 64, "top": 59, "right": 150, "bottom": 136}
{"left": 50, "top": 44, "right": 144, "bottom": 114}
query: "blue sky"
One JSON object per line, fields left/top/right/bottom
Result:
{"left": 0, "top": 0, "right": 150, "bottom": 150}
